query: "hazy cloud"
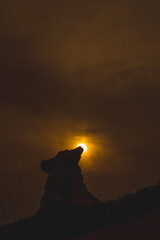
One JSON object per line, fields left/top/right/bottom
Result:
{"left": 1, "top": 0, "right": 160, "bottom": 219}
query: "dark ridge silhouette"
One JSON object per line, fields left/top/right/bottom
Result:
{"left": 0, "top": 147, "right": 160, "bottom": 240}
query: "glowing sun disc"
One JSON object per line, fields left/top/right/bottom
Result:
{"left": 77, "top": 143, "right": 87, "bottom": 153}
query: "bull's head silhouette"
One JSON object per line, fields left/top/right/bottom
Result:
{"left": 41, "top": 146, "right": 84, "bottom": 173}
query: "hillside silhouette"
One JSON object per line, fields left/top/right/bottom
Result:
{"left": 0, "top": 147, "right": 160, "bottom": 239}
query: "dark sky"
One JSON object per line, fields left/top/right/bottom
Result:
{"left": 1, "top": 0, "right": 160, "bottom": 222}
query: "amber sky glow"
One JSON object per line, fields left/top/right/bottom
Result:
{"left": 1, "top": 0, "right": 160, "bottom": 222}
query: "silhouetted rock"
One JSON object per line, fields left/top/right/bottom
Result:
{"left": 1, "top": 179, "right": 160, "bottom": 239}
{"left": 2, "top": 147, "right": 159, "bottom": 239}
{"left": 38, "top": 147, "right": 100, "bottom": 213}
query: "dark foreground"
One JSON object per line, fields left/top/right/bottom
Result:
{"left": 0, "top": 184, "right": 160, "bottom": 240}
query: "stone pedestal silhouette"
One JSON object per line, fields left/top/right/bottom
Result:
{"left": 38, "top": 147, "right": 100, "bottom": 213}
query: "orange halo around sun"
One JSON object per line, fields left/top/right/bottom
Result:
{"left": 77, "top": 143, "right": 87, "bottom": 153}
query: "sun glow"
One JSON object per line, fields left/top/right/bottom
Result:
{"left": 77, "top": 143, "right": 87, "bottom": 153}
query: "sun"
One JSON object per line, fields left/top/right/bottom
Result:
{"left": 77, "top": 143, "right": 87, "bottom": 153}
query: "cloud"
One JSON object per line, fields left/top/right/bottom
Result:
{"left": 1, "top": 0, "right": 160, "bottom": 218}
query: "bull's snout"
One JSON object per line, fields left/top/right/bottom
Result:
{"left": 70, "top": 146, "right": 84, "bottom": 156}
